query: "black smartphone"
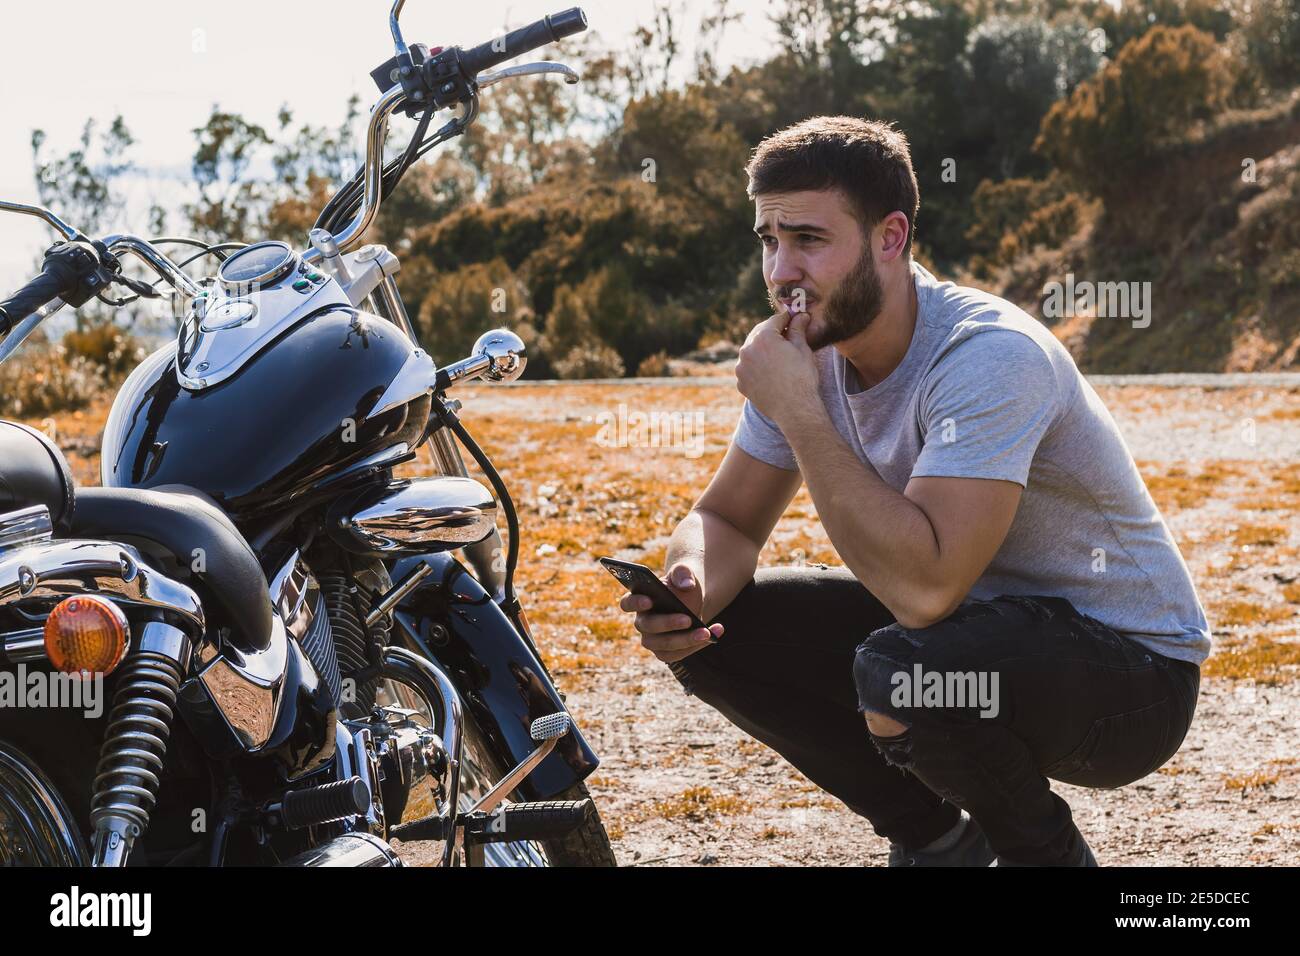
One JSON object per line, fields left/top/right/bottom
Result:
{"left": 598, "top": 557, "right": 708, "bottom": 631}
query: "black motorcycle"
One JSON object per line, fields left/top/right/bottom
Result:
{"left": 0, "top": 2, "right": 616, "bottom": 867}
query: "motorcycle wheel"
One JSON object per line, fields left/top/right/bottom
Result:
{"left": 0, "top": 741, "right": 90, "bottom": 866}
{"left": 380, "top": 677, "right": 617, "bottom": 867}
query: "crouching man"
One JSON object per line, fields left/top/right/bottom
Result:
{"left": 617, "top": 116, "right": 1209, "bottom": 866}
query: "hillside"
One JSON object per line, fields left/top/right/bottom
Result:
{"left": 990, "top": 91, "right": 1300, "bottom": 373}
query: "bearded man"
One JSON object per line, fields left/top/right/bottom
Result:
{"left": 615, "top": 116, "right": 1209, "bottom": 867}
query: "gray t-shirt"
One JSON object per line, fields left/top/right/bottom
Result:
{"left": 734, "top": 261, "right": 1211, "bottom": 665}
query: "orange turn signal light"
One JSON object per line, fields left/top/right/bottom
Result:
{"left": 43, "top": 595, "right": 130, "bottom": 677}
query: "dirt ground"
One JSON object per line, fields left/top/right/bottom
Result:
{"left": 450, "top": 378, "right": 1300, "bottom": 867}
{"left": 39, "top": 377, "right": 1300, "bottom": 866}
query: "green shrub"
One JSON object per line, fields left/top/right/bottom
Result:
{"left": 416, "top": 258, "right": 533, "bottom": 366}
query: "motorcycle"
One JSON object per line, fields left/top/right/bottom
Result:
{"left": 0, "top": 1, "right": 617, "bottom": 867}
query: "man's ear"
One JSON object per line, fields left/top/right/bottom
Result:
{"left": 877, "top": 211, "right": 910, "bottom": 263}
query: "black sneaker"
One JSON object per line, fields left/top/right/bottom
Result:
{"left": 888, "top": 811, "right": 996, "bottom": 867}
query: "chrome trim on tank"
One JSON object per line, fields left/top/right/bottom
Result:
{"left": 174, "top": 275, "right": 351, "bottom": 391}
{"left": 368, "top": 348, "right": 436, "bottom": 418}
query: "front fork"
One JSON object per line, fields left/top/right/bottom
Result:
{"left": 369, "top": 272, "right": 508, "bottom": 604}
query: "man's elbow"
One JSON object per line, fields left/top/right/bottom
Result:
{"left": 890, "top": 585, "right": 964, "bottom": 631}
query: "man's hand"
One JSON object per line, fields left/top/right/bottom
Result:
{"left": 735, "top": 310, "right": 823, "bottom": 430}
{"left": 619, "top": 564, "right": 725, "bottom": 664}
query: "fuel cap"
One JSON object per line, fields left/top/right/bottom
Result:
{"left": 200, "top": 300, "right": 258, "bottom": 331}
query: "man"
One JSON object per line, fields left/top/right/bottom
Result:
{"left": 617, "top": 116, "right": 1209, "bottom": 867}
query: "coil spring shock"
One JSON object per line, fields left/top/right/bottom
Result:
{"left": 90, "top": 649, "right": 185, "bottom": 865}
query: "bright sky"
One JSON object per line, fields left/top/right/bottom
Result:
{"left": 0, "top": 0, "right": 778, "bottom": 291}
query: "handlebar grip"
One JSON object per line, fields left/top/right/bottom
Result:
{"left": 0, "top": 251, "right": 89, "bottom": 335}
{"left": 459, "top": 7, "right": 587, "bottom": 77}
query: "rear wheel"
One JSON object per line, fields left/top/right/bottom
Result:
{"left": 0, "top": 741, "right": 89, "bottom": 867}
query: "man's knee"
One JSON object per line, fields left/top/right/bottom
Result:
{"left": 853, "top": 626, "right": 915, "bottom": 720}
{"left": 852, "top": 630, "right": 917, "bottom": 751}
{"left": 855, "top": 615, "right": 1006, "bottom": 735}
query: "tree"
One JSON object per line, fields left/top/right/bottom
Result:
{"left": 416, "top": 258, "right": 533, "bottom": 366}
{"left": 30, "top": 116, "right": 135, "bottom": 237}
{"left": 1035, "top": 25, "right": 1235, "bottom": 201}
{"left": 960, "top": 14, "right": 1102, "bottom": 179}
{"left": 184, "top": 109, "right": 273, "bottom": 243}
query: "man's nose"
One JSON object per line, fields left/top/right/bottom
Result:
{"left": 768, "top": 245, "right": 803, "bottom": 288}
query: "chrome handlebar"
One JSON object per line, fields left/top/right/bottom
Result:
{"left": 390, "top": 0, "right": 412, "bottom": 60}
{"left": 0, "top": 200, "right": 79, "bottom": 242}
{"left": 101, "top": 234, "right": 202, "bottom": 297}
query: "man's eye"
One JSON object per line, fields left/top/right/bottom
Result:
{"left": 798, "top": 234, "right": 820, "bottom": 244}
{"left": 759, "top": 235, "right": 776, "bottom": 246}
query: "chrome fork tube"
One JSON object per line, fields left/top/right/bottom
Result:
{"left": 375, "top": 273, "right": 418, "bottom": 342}
{"left": 367, "top": 275, "right": 508, "bottom": 601}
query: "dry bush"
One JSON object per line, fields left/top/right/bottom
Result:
{"left": 0, "top": 337, "right": 106, "bottom": 417}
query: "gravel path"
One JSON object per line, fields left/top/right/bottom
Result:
{"left": 467, "top": 377, "right": 1300, "bottom": 867}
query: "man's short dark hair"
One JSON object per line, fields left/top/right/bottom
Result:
{"left": 745, "top": 116, "right": 920, "bottom": 254}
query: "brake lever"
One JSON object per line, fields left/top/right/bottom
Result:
{"left": 477, "top": 61, "right": 580, "bottom": 89}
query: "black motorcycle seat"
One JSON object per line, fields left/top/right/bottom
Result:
{"left": 71, "top": 485, "right": 273, "bottom": 651}
{"left": 0, "top": 420, "right": 75, "bottom": 530}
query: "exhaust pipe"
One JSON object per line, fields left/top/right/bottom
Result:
{"left": 278, "top": 832, "right": 404, "bottom": 867}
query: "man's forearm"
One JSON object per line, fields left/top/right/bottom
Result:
{"left": 664, "top": 507, "right": 761, "bottom": 622}
{"left": 780, "top": 406, "right": 945, "bottom": 626}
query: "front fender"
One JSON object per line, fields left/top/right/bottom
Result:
{"left": 389, "top": 552, "right": 598, "bottom": 800}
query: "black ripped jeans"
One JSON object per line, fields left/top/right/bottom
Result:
{"left": 675, "top": 565, "right": 1201, "bottom": 864}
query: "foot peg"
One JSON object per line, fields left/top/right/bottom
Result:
{"left": 386, "top": 711, "right": 576, "bottom": 848}
{"left": 462, "top": 799, "right": 595, "bottom": 844}
{"left": 269, "top": 776, "right": 371, "bottom": 830}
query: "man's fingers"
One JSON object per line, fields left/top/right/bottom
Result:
{"left": 785, "top": 311, "right": 811, "bottom": 345}
{"left": 619, "top": 593, "right": 652, "bottom": 613}
{"left": 634, "top": 611, "right": 697, "bottom": 636}
{"left": 642, "top": 627, "right": 715, "bottom": 653}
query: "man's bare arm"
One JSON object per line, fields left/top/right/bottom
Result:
{"left": 780, "top": 404, "right": 1021, "bottom": 628}
{"left": 622, "top": 443, "right": 802, "bottom": 664}
{"left": 666, "top": 443, "right": 802, "bottom": 620}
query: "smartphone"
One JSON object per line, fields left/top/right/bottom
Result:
{"left": 598, "top": 557, "right": 708, "bottom": 631}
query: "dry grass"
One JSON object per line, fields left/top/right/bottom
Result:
{"left": 1203, "top": 637, "right": 1300, "bottom": 684}
{"left": 1139, "top": 462, "right": 1246, "bottom": 512}
{"left": 638, "top": 786, "right": 752, "bottom": 822}
{"left": 1223, "top": 771, "right": 1278, "bottom": 792}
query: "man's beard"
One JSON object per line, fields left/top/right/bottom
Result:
{"left": 769, "top": 242, "right": 885, "bottom": 350}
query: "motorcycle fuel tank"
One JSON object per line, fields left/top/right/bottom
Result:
{"left": 101, "top": 305, "right": 433, "bottom": 519}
